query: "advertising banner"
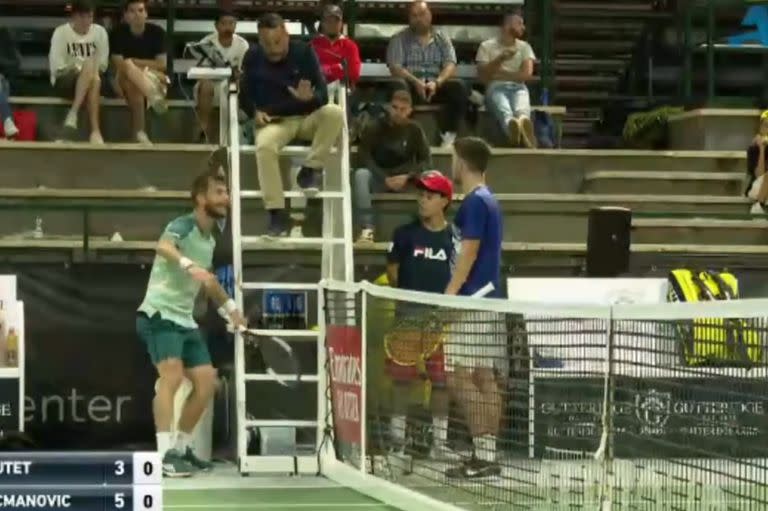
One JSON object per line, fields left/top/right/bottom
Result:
{"left": 534, "top": 376, "right": 768, "bottom": 458}
{"left": 326, "top": 324, "right": 363, "bottom": 466}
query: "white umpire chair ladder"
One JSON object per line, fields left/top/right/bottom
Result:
{"left": 206, "top": 71, "right": 354, "bottom": 474}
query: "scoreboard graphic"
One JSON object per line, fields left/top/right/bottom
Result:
{"left": 0, "top": 452, "right": 162, "bottom": 510}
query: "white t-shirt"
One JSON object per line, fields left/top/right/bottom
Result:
{"left": 49, "top": 22, "right": 109, "bottom": 84}
{"left": 476, "top": 37, "right": 536, "bottom": 77}
{"left": 198, "top": 32, "right": 249, "bottom": 69}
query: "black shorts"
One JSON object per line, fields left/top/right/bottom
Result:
{"left": 53, "top": 70, "right": 79, "bottom": 99}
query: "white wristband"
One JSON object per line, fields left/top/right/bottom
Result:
{"left": 179, "top": 257, "right": 194, "bottom": 271}
{"left": 217, "top": 299, "right": 237, "bottom": 319}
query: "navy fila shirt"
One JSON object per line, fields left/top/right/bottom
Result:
{"left": 387, "top": 220, "right": 453, "bottom": 294}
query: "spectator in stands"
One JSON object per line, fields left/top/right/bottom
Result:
{"left": 242, "top": 13, "right": 344, "bottom": 237}
{"left": 110, "top": 0, "right": 168, "bottom": 145}
{"left": 0, "top": 75, "right": 17, "bottom": 140}
{"left": 49, "top": 0, "right": 108, "bottom": 144}
{"left": 746, "top": 110, "right": 768, "bottom": 214}
{"left": 194, "top": 10, "right": 249, "bottom": 141}
{"left": 310, "top": 4, "right": 362, "bottom": 95}
{"left": 0, "top": 27, "right": 21, "bottom": 139}
{"left": 354, "top": 90, "right": 431, "bottom": 243}
{"left": 386, "top": 1, "right": 468, "bottom": 147}
{"left": 476, "top": 10, "right": 536, "bottom": 148}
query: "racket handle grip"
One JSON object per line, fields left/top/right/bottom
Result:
{"left": 471, "top": 282, "right": 495, "bottom": 298}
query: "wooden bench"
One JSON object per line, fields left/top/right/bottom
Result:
{"left": 668, "top": 109, "right": 762, "bottom": 151}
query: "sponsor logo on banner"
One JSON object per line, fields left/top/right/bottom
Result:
{"left": 326, "top": 325, "right": 363, "bottom": 445}
{"left": 536, "top": 377, "right": 768, "bottom": 457}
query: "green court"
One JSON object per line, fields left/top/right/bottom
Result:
{"left": 163, "top": 469, "right": 398, "bottom": 511}
{"left": 165, "top": 487, "right": 397, "bottom": 510}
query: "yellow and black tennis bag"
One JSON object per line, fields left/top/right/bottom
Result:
{"left": 668, "top": 269, "right": 762, "bottom": 367}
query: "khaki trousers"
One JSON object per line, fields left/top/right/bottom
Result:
{"left": 254, "top": 104, "right": 344, "bottom": 210}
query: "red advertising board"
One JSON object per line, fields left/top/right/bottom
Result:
{"left": 326, "top": 325, "right": 363, "bottom": 445}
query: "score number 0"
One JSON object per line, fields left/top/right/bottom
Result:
{"left": 113, "top": 452, "right": 163, "bottom": 511}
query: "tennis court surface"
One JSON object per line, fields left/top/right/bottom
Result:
{"left": 164, "top": 469, "right": 398, "bottom": 510}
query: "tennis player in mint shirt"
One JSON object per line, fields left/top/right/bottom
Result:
{"left": 136, "top": 171, "right": 245, "bottom": 478}
{"left": 445, "top": 137, "right": 505, "bottom": 479}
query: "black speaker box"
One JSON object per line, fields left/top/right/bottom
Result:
{"left": 586, "top": 207, "right": 631, "bottom": 277}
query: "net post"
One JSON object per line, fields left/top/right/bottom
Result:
{"left": 317, "top": 284, "right": 329, "bottom": 463}
{"left": 528, "top": 344, "right": 535, "bottom": 459}
{"left": 598, "top": 306, "right": 616, "bottom": 510}
{"left": 359, "top": 286, "right": 367, "bottom": 473}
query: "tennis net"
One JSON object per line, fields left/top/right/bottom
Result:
{"left": 320, "top": 280, "right": 768, "bottom": 510}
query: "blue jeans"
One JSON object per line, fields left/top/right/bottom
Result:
{"left": 0, "top": 74, "right": 12, "bottom": 123}
{"left": 485, "top": 81, "right": 531, "bottom": 134}
{"left": 353, "top": 167, "right": 387, "bottom": 229}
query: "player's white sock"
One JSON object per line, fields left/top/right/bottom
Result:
{"left": 174, "top": 431, "right": 193, "bottom": 453}
{"left": 473, "top": 434, "right": 497, "bottom": 462}
{"left": 432, "top": 416, "right": 448, "bottom": 447}
{"left": 390, "top": 415, "right": 406, "bottom": 449}
{"left": 156, "top": 432, "right": 173, "bottom": 456}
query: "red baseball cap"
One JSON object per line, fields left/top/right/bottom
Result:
{"left": 416, "top": 170, "right": 453, "bottom": 201}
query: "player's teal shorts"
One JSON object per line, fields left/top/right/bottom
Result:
{"left": 136, "top": 312, "right": 211, "bottom": 368}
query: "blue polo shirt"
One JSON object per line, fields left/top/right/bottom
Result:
{"left": 451, "top": 185, "right": 503, "bottom": 297}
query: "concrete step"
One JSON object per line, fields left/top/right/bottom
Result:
{"left": 6, "top": 215, "right": 766, "bottom": 247}
{"left": 0, "top": 186, "right": 753, "bottom": 244}
{"left": 0, "top": 143, "right": 747, "bottom": 194}
{"left": 583, "top": 171, "right": 745, "bottom": 195}
{"left": 632, "top": 218, "right": 768, "bottom": 246}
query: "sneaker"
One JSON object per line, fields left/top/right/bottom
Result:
{"left": 751, "top": 202, "right": 766, "bottom": 215}
{"left": 519, "top": 116, "right": 538, "bottom": 149}
{"left": 3, "top": 118, "right": 18, "bottom": 139}
{"left": 289, "top": 225, "right": 304, "bottom": 238}
{"left": 445, "top": 458, "right": 501, "bottom": 479}
{"left": 162, "top": 449, "right": 194, "bottom": 478}
{"left": 136, "top": 131, "right": 152, "bottom": 145}
{"left": 182, "top": 446, "right": 214, "bottom": 472}
{"left": 440, "top": 131, "right": 457, "bottom": 148}
{"left": 89, "top": 131, "right": 104, "bottom": 145}
{"left": 357, "top": 228, "right": 374, "bottom": 244}
{"left": 296, "top": 166, "right": 322, "bottom": 196}
{"left": 263, "top": 210, "right": 288, "bottom": 239}
{"left": 64, "top": 111, "right": 78, "bottom": 130}
{"left": 507, "top": 118, "right": 521, "bottom": 147}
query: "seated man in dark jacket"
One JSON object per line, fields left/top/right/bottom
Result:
{"left": 243, "top": 12, "right": 344, "bottom": 237}
{"left": 353, "top": 90, "right": 431, "bottom": 243}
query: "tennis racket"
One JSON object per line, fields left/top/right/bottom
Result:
{"left": 230, "top": 302, "right": 302, "bottom": 389}
{"left": 384, "top": 283, "right": 496, "bottom": 376}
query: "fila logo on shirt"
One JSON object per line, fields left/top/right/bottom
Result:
{"left": 413, "top": 246, "right": 447, "bottom": 261}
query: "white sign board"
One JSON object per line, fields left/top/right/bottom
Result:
{"left": 507, "top": 278, "right": 672, "bottom": 375}
{"left": 0, "top": 276, "right": 16, "bottom": 309}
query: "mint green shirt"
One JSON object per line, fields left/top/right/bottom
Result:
{"left": 138, "top": 214, "right": 215, "bottom": 328}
